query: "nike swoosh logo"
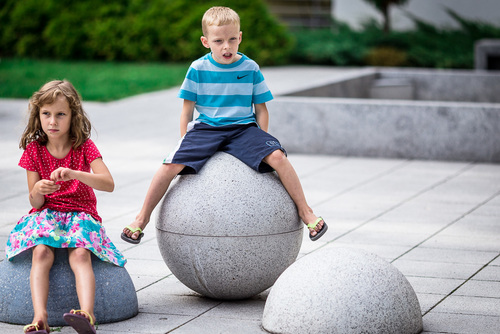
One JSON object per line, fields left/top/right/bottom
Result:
{"left": 237, "top": 75, "right": 248, "bottom": 80}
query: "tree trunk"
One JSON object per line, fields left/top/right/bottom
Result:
{"left": 382, "top": 4, "right": 390, "bottom": 33}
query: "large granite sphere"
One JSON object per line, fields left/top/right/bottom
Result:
{"left": 262, "top": 248, "right": 423, "bottom": 334}
{"left": 156, "top": 152, "right": 303, "bottom": 300}
{"left": 0, "top": 248, "right": 138, "bottom": 326}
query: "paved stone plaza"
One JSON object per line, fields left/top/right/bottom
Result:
{"left": 0, "top": 67, "right": 499, "bottom": 333}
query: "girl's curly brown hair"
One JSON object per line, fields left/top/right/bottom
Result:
{"left": 19, "top": 80, "right": 92, "bottom": 150}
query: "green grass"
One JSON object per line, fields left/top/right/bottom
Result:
{"left": 0, "top": 59, "right": 190, "bottom": 101}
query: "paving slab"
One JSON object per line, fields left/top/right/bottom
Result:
{"left": 454, "top": 280, "right": 500, "bottom": 298}
{"left": 0, "top": 66, "right": 499, "bottom": 333}
{"left": 401, "top": 247, "right": 498, "bottom": 265}
{"left": 472, "top": 264, "right": 500, "bottom": 281}
{"left": 423, "top": 312, "right": 500, "bottom": 334}
{"left": 431, "top": 295, "right": 500, "bottom": 317}
{"left": 416, "top": 293, "right": 447, "bottom": 314}
{"left": 405, "top": 277, "right": 465, "bottom": 295}
{"left": 392, "top": 259, "right": 486, "bottom": 280}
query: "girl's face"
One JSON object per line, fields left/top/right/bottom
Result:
{"left": 39, "top": 95, "right": 72, "bottom": 143}
{"left": 201, "top": 23, "right": 242, "bottom": 65}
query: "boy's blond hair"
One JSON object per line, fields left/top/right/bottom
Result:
{"left": 202, "top": 6, "right": 240, "bottom": 36}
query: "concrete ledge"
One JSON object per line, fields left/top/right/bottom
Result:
{"left": 285, "top": 69, "right": 377, "bottom": 99}
{"left": 287, "top": 68, "right": 500, "bottom": 103}
{"left": 475, "top": 39, "right": 500, "bottom": 70}
{"left": 377, "top": 69, "right": 500, "bottom": 103}
{"left": 269, "top": 97, "right": 500, "bottom": 162}
{"left": 370, "top": 78, "right": 414, "bottom": 100}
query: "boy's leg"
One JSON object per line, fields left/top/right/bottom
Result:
{"left": 29, "top": 245, "right": 54, "bottom": 331}
{"left": 68, "top": 248, "right": 95, "bottom": 322}
{"left": 263, "top": 150, "right": 325, "bottom": 237}
{"left": 123, "top": 163, "right": 185, "bottom": 240}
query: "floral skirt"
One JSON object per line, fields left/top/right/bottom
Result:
{"left": 5, "top": 208, "right": 126, "bottom": 267}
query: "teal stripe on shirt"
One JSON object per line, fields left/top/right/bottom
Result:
{"left": 193, "top": 70, "right": 257, "bottom": 84}
{"left": 180, "top": 89, "right": 273, "bottom": 105}
{"left": 197, "top": 113, "right": 257, "bottom": 126}
{"left": 197, "top": 94, "right": 253, "bottom": 108}
{"left": 254, "top": 91, "right": 273, "bottom": 105}
{"left": 179, "top": 89, "right": 196, "bottom": 101}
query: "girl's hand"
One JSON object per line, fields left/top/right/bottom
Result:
{"left": 33, "top": 179, "right": 60, "bottom": 195}
{"left": 50, "top": 167, "right": 74, "bottom": 183}
{"left": 47, "top": 159, "right": 114, "bottom": 192}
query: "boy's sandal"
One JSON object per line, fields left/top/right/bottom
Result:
{"left": 63, "top": 309, "right": 96, "bottom": 334}
{"left": 307, "top": 217, "right": 328, "bottom": 241}
{"left": 121, "top": 225, "right": 144, "bottom": 244}
{"left": 23, "top": 320, "right": 49, "bottom": 334}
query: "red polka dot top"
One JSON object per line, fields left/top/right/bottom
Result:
{"left": 19, "top": 139, "right": 103, "bottom": 222}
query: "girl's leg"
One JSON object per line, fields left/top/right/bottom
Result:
{"left": 68, "top": 248, "right": 95, "bottom": 323}
{"left": 263, "top": 150, "right": 324, "bottom": 236}
{"left": 123, "top": 163, "right": 185, "bottom": 240}
{"left": 29, "top": 244, "right": 54, "bottom": 331}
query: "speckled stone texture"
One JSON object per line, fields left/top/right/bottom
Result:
{"left": 156, "top": 152, "right": 303, "bottom": 300}
{"left": 0, "top": 248, "right": 138, "bottom": 326}
{"left": 262, "top": 248, "right": 423, "bottom": 334}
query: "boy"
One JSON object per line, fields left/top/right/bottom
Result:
{"left": 122, "top": 6, "right": 327, "bottom": 244}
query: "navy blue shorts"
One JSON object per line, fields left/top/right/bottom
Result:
{"left": 164, "top": 122, "right": 286, "bottom": 175}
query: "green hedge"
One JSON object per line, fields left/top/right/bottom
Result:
{"left": 2, "top": 2, "right": 499, "bottom": 69}
{"left": 0, "top": 0, "right": 293, "bottom": 66}
{"left": 289, "top": 9, "right": 500, "bottom": 69}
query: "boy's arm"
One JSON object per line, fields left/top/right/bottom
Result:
{"left": 255, "top": 103, "right": 269, "bottom": 132}
{"left": 180, "top": 99, "right": 195, "bottom": 137}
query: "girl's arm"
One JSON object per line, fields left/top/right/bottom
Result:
{"left": 255, "top": 103, "right": 269, "bottom": 132}
{"left": 180, "top": 99, "right": 195, "bottom": 137}
{"left": 50, "top": 157, "right": 114, "bottom": 192}
{"left": 27, "top": 170, "right": 59, "bottom": 209}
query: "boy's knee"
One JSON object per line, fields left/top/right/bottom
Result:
{"left": 161, "top": 162, "right": 185, "bottom": 175}
{"left": 265, "top": 149, "right": 286, "bottom": 166}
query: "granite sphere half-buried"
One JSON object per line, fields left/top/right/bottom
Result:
{"left": 262, "top": 247, "right": 423, "bottom": 334}
{"left": 0, "top": 248, "right": 138, "bottom": 326}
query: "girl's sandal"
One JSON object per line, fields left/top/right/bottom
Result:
{"left": 23, "top": 320, "right": 49, "bottom": 334}
{"left": 307, "top": 217, "right": 328, "bottom": 241}
{"left": 63, "top": 309, "right": 96, "bottom": 334}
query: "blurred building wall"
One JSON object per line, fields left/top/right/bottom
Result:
{"left": 333, "top": 0, "right": 500, "bottom": 30}
{"left": 266, "top": 0, "right": 332, "bottom": 28}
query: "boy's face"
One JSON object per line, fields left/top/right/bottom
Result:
{"left": 201, "top": 23, "right": 242, "bottom": 65}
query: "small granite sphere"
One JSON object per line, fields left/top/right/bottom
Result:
{"left": 0, "top": 248, "right": 138, "bottom": 326}
{"left": 156, "top": 152, "right": 303, "bottom": 300}
{"left": 262, "top": 248, "right": 423, "bottom": 334}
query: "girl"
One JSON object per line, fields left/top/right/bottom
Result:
{"left": 5, "top": 80, "right": 126, "bottom": 334}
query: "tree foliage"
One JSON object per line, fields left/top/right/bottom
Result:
{"left": 0, "top": 0, "right": 293, "bottom": 65}
{"left": 290, "top": 9, "right": 500, "bottom": 69}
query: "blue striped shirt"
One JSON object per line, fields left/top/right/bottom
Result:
{"left": 178, "top": 53, "right": 273, "bottom": 126}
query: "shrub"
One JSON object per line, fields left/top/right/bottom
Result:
{"left": 290, "top": 9, "right": 500, "bottom": 69}
{"left": 289, "top": 22, "right": 368, "bottom": 66}
{"left": 364, "top": 47, "right": 408, "bottom": 66}
{"left": 0, "top": 0, "right": 293, "bottom": 66}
